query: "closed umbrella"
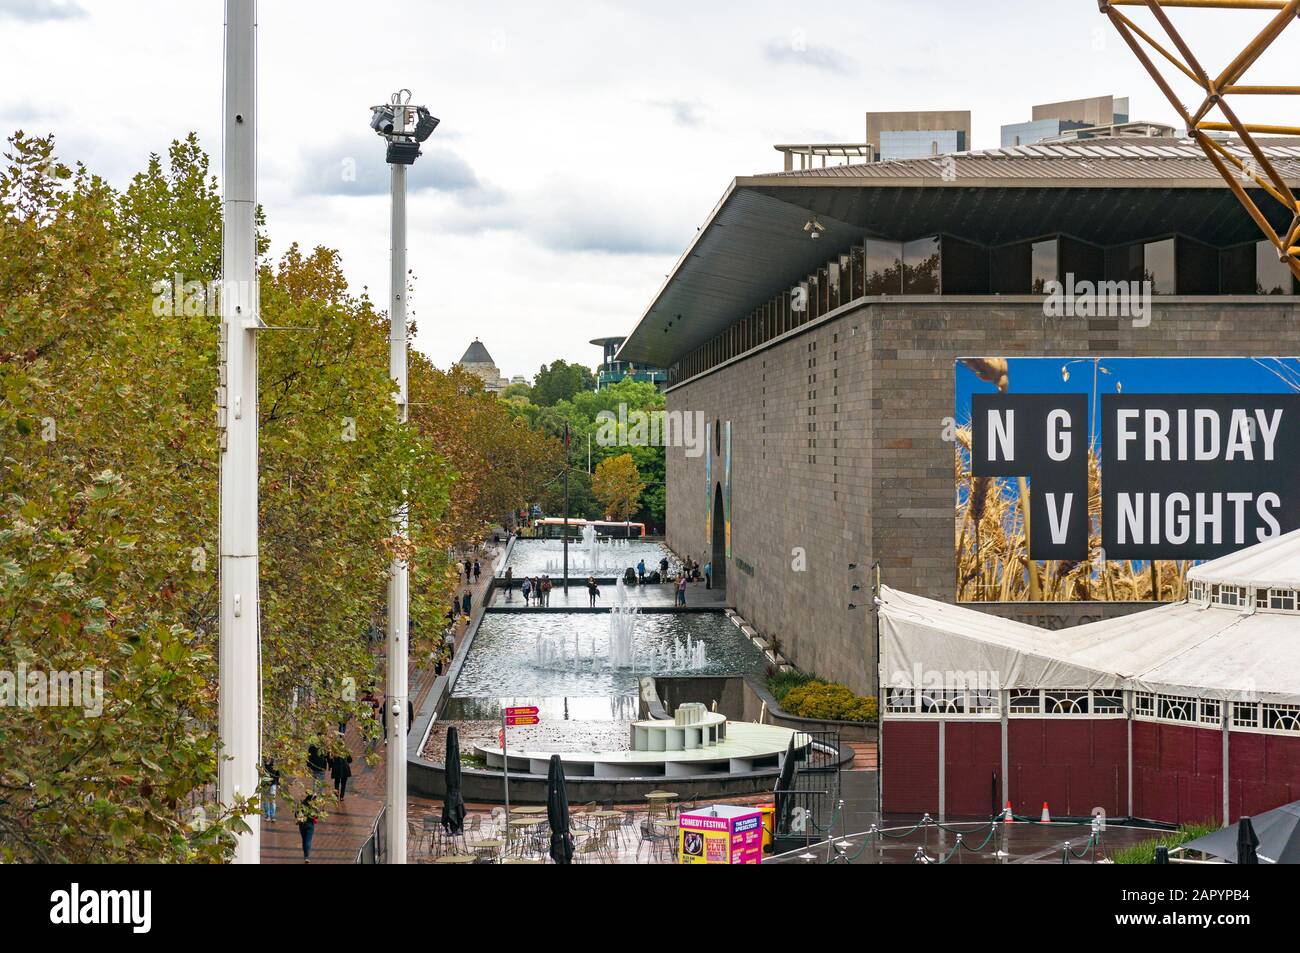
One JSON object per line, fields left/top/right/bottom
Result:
{"left": 441, "top": 726, "right": 466, "bottom": 836}
{"left": 775, "top": 735, "right": 799, "bottom": 836}
{"left": 1237, "top": 816, "right": 1260, "bottom": 865}
{"left": 547, "top": 754, "right": 574, "bottom": 864}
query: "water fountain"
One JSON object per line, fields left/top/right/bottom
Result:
{"left": 527, "top": 576, "right": 707, "bottom": 674}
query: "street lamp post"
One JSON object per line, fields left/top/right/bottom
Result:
{"left": 218, "top": 0, "right": 261, "bottom": 865}
{"left": 369, "top": 89, "right": 438, "bottom": 864}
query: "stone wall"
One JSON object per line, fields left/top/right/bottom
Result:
{"left": 666, "top": 296, "right": 1300, "bottom": 693}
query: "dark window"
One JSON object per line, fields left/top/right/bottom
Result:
{"left": 903, "top": 236, "right": 941, "bottom": 294}
{"left": 865, "top": 239, "right": 903, "bottom": 295}
{"left": 940, "top": 236, "right": 989, "bottom": 294}
{"left": 991, "top": 242, "right": 1032, "bottom": 293}
{"left": 1220, "top": 242, "right": 1254, "bottom": 294}
{"left": 1176, "top": 236, "right": 1218, "bottom": 294}
{"left": 1059, "top": 236, "right": 1105, "bottom": 287}
{"left": 1031, "top": 238, "right": 1058, "bottom": 293}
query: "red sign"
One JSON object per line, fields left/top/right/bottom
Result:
{"left": 504, "top": 706, "right": 539, "bottom": 718}
{"left": 506, "top": 715, "right": 539, "bottom": 726}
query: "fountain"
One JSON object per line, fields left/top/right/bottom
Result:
{"left": 526, "top": 576, "right": 707, "bottom": 675}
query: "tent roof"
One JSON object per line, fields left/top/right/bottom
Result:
{"left": 879, "top": 588, "right": 1300, "bottom": 704}
{"left": 1187, "top": 527, "right": 1300, "bottom": 590}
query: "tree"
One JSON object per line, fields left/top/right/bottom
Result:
{"left": 530, "top": 359, "right": 595, "bottom": 406}
{"left": 592, "top": 454, "right": 646, "bottom": 522}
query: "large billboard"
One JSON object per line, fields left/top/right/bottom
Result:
{"left": 955, "top": 357, "right": 1300, "bottom": 602}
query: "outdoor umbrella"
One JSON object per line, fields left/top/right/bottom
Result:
{"left": 1182, "top": 801, "right": 1300, "bottom": 864}
{"left": 547, "top": 754, "right": 574, "bottom": 864}
{"left": 774, "top": 735, "right": 799, "bottom": 835}
{"left": 440, "top": 726, "right": 466, "bottom": 836}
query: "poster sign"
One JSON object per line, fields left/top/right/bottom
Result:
{"left": 504, "top": 705, "right": 540, "bottom": 726}
{"left": 678, "top": 805, "right": 763, "bottom": 865}
{"left": 956, "top": 357, "right": 1300, "bottom": 602}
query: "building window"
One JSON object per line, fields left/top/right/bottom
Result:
{"left": 1009, "top": 690, "right": 1041, "bottom": 714}
{"left": 1233, "top": 702, "right": 1259, "bottom": 729}
{"left": 1158, "top": 694, "right": 1196, "bottom": 723}
{"left": 1044, "top": 690, "right": 1089, "bottom": 714}
{"left": 1269, "top": 589, "right": 1298, "bottom": 611}
{"left": 1031, "top": 238, "right": 1058, "bottom": 293}
{"left": 1200, "top": 699, "right": 1222, "bottom": 726}
{"left": 1135, "top": 692, "right": 1155, "bottom": 717}
{"left": 1263, "top": 704, "right": 1300, "bottom": 732}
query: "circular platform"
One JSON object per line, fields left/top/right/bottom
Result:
{"left": 475, "top": 721, "right": 805, "bottom": 780}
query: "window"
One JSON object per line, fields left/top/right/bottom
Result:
{"left": 902, "top": 236, "right": 940, "bottom": 294}
{"left": 1200, "top": 699, "right": 1222, "bottom": 726}
{"left": 1233, "top": 702, "right": 1259, "bottom": 729}
{"left": 1009, "top": 690, "right": 1041, "bottom": 714}
{"left": 1031, "top": 238, "right": 1058, "bottom": 293}
{"left": 1092, "top": 692, "right": 1125, "bottom": 715}
{"left": 1158, "top": 694, "right": 1196, "bottom": 723}
{"left": 1269, "top": 589, "right": 1297, "bottom": 611}
{"left": 1264, "top": 704, "right": 1300, "bottom": 732}
{"left": 864, "top": 239, "right": 902, "bottom": 295}
{"left": 1044, "top": 690, "right": 1089, "bottom": 714}
{"left": 1135, "top": 693, "right": 1155, "bottom": 717}
{"left": 886, "top": 688, "right": 916, "bottom": 714}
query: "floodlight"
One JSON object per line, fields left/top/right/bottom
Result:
{"left": 414, "top": 106, "right": 440, "bottom": 142}
{"left": 386, "top": 139, "right": 421, "bottom": 165}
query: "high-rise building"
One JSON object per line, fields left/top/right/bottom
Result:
{"left": 866, "top": 110, "right": 971, "bottom": 161}
{"left": 1001, "top": 95, "right": 1136, "bottom": 146}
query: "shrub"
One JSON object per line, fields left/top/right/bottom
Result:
{"left": 782, "top": 681, "right": 878, "bottom": 723}
{"left": 1110, "top": 823, "right": 1219, "bottom": 864}
{"left": 766, "top": 668, "right": 819, "bottom": 703}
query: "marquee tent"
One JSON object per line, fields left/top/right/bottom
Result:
{"left": 879, "top": 529, "right": 1300, "bottom": 824}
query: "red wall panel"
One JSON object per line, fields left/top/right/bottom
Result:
{"left": 1228, "top": 732, "right": 1300, "bottom": 820}
{"left": 943, "top": 721, "right": 1002, "bottom": 819}
{"left": 1133, "top": 722, "right": 1222, "bottom": 826}
{"left": 882, "top": 721, "right": 939, "bottom": 815}
{"left": 1008, "top": 719, "right": 1126, "bottom": 818}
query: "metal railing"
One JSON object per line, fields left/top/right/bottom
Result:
{"left": 356, "top": 805, "right": 387, "bottom": 864}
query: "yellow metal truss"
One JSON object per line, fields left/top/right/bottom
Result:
{"left": 1100, "top": 0, "right": 1300, "bottom": 279}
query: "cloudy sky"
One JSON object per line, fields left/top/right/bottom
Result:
{"left": 3, "top": 0, "right": 1298, "bottom": 379}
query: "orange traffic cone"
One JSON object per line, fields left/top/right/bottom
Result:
{"left": 1040, "top": 801, "right": 1052, "bottom": 823}
{"left": 1003, "top": 800, "right": 1014, "bottom": 823}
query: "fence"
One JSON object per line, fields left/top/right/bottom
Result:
{"left": 356, "top": 806, "right": 388, "bottom": 864}
{"left": 774, "top": 727, "right": 842, "bottom": 843}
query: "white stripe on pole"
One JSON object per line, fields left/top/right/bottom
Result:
{"left": 219, "top": 0, "right": 261, "bottom": 864}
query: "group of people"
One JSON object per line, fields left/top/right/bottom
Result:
{"left": 505, "top": 568, "right": 554, "bottom": 606}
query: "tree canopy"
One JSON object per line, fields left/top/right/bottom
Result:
{"left": 0, "top": 131, "right": 554, "bottom": 861}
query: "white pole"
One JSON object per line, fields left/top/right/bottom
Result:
{"left": 219, "top": 0, "right": 261, "bottom": 864}
{"left": 385, "top": 160, "right": 410, "bottom": 863}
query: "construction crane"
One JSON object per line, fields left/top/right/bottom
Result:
{"left": 1099, "top": 0, "right": 1300, "bottom": 280}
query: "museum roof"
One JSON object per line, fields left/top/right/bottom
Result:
{"left": 618, "top": 138, "right": 1300, "bottom": 368}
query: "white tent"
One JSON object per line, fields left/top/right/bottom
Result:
{"left": 880, "top": 528, "right": 1300, "bottom": 706}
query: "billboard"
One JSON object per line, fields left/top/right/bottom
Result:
{"left": 955, "top": 357, "right": 1300, "bottom": 602}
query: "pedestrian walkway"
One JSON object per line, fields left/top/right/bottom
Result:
{"left": 490, "top": 581, "right": 728, "bottom": 611}
{"left": 261, "top": 538, "right": 506, "bottom": 864}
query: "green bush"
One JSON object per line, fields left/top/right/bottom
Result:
{"left": 766, "top": 668, "right": 819, "bottom": 703}
{"left": 1110, "top": 823, "right": 1219, "bottom": 864}
{"left": 782, "top": 680, "right": 878, "bottom": 723}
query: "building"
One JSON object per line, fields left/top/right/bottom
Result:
{"left": 456, "top": 338, "right": 508, "bottom": 394}
{"left": 866, "top": 109, "right": 970, "bottom": 161}
{"left": 879, "top": 530, "right": 1300, "bottom": 824}
{"left": 591, "top": 336, "right": 667, "bottom": 391}
{"left": 999, "top": 94, "right": 1176, "bottom": 147}
{"left": 616, "top": 137, "right": 1300, "bottom": 699}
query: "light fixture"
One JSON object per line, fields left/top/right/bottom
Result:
{"left": 386, "top": 139, "right": 421, "bottom": 165}
{"left": 414, "top": 106, "right": 440, "bottom": 142}
{"left": 804, "top": 216, "right": 825, "bottom": 240}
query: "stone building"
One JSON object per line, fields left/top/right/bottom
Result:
{"left": 616, "top": 138, "right": 1300, "bottom": 695}
{"left": 456, "top": 338, "right": 507, "bottom": 394}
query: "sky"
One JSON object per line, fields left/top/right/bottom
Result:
{"left": 4, "top": 0, "right": 1300, "bottom": 380}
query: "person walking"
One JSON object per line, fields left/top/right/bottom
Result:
{"left": 637, "top": 559, "right": 646, "bottom": 584}
{"left": 659, "top": 556, "right": 669, "bottom": 578}
{"left": 462, "top": 588, "right": 472, "bottom": 620}
{"left": 586, "top": 576, "right": 600, "bottom": 608}
{"left": 261, "top": 758, "right": 280, "bottom": 823}
{"left": 541, "top": 575, "right": 552, "bottom": 607}
{"left": 306, "top": 743, "right": 328, "bottom": 793}
{"left": 473, "top": 559, "right": 481, "bottom": 582}
{"left": 330, "top": 751, "right": 353, "bottom": 802}
{"left": 522, "top": 577, "right": 532, "bottom": 605}
{"left": 676, "top": 575, "right": 688, "bottom": 606}
{"left": 297, "top": 794, "right": 320, "bottom": 863}
{"left": 704, "top": 560, "right": 712, "bottom": 590}
{"left": 504, "top": 566, "right": 513, "bottom": 600}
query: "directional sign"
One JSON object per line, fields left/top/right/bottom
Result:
{"left": 504, "top": 706, "right": 538, "bottom": 718}
{"left": 506, "top": 715, "right": 539, "bottom": 726}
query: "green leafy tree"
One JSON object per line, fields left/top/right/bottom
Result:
{"left": 530, "top": 359, "right": 595, "bottom": 406}
{"left": 592, "top": 453, "right": 646, "bottom": 521}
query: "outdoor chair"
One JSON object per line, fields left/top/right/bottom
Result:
{"left": 576, "top": 830, "right": 612, "bottom": 864}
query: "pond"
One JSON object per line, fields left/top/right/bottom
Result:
{"left": 502, "top": 537, "right": 672, "bottom": 579}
